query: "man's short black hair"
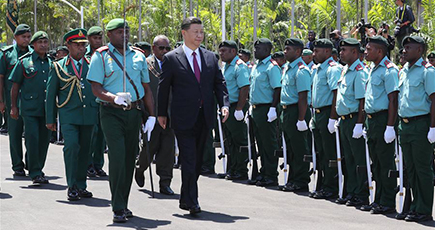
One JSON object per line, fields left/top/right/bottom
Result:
{"left": 181, "top": 17, "right": 202, "bottom": 30}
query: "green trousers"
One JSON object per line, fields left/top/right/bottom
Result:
{"left": 365, "top": 113, "right": 397, "bottom": 208}
{"left": 6, "top": 101, "right": 25, "bottom": 171}
{"left": 281, "top": 105, "right": 310, "bottom": 187}
{"left": 399, "top": 117, "right": 434, "bottom": 215}
{"left": 89, "top": 120, "right": 106, "bottom": 170}
{"left": 224, "top": 105, "right": 248, "bottom": 176}
{"left": 22, "top": 116, "right": 50, "bottom": 179}
{"left": 100, "top": 105, "right": 141, "bottom": 211}
{"left": 251, "top": 105, "right": 279, "bottom": 181}
{"left": 339, "top": 115, "right": 368, "bottom": 200}
{"left": 312, "top": 107, "right": 338, "bottom": 193}
{"left": 62, "top": 124, "right": 93, "bottom": 189}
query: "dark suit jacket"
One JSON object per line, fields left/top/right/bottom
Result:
{"left": 158, "top": 46, "right": 229, "bottom": 130}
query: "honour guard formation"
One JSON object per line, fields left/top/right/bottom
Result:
{"left": 1, "top": 0, "right": 435, "bottom": 227}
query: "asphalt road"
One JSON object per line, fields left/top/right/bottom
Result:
{"left": 1, "top": 134, "right": 434, "bottom": 230}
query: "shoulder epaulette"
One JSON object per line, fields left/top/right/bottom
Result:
{"left": 132, "top": 46, "right": 145, "bottom": 54}
{"left": 422, "top": 61, "right": 433, "bottom": 68}
{"left": 18, "top": 51, "right": 32, "bottom": 60}
{"left": 328, "top": 60, "right": 337, "bottom": 66}
{"left": 270, "top": 59, "right": 279, "bottom": 66}
{"left": 236, "top": 59, "right": 244, "bottom": 65}
{"left": 84, "top": 56, "right": 90, "bottom": 64}
{"left": 65, "top": 57, "right": 71, "bottom": 66}
{"left": 0, "top": 45, "right": 14, "bottom": 52}
{"left": 384, "top": 60, "right": 395, "bottom": 69}
{"left": 355, "top": 64, "right": 364, "bottom": 71}
{"left": 298, "top": 62, "right": 306, "bottom": 69}
{"left": 96, "top": 46, "right": 109, "bottom": 53}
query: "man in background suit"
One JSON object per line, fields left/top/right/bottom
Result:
{"left": 158, "top": 17, "right": 229, "bottom": 215}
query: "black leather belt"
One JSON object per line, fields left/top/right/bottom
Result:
{"left": 340, "top": 112, "right": 358, "bottom": 120}
{"left": 252, "top": 103, "right": 271, "bottom": 109}
{"left": 367, "top": 110, "right": 388, "bottom": 119}
{"left": 400, "top": 114, "right": 429, "bottom": 123}
{"left": 314, "top": 105, "right": 331, "bottom": 114}
{"left": 282, "top": 104, "right": 297, "bottom": 109}
{"left": 102, "top": 101, "right": 139, "bottom": 110}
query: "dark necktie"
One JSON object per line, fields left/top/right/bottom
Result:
{"left": 192, "top": 52, "right": 200, "bottom": 83}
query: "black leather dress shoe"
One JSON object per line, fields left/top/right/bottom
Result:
{"left": 87, "top": 165, "right": 97, "bottom": 177}
{"left": 405, "top": 213, "right": 433, "bottom": 222}
{"left": 32, "top": 175, "right": 49, "bottom": 185}
{"left": 335, "top": 195, "right": 353, "bottom": 205}
{"left": 13, "top": 169, "right": 26, "bottom": 177}
{"left": 113, "top": 210, "right": 127, "bottom": 223}
{"left": 256, "top": 179, "right": 278, "bottom": 187}
{"left": 96, "top": 168, "right": 107, "bottom": 177}
{"left": 226, "top": 173, "right": 248, "bottom": 180}
{"left": 124, "top": 208, "right": 133, "bottom": 218}
{"left": 78, "top": 189, "right": 93, "bottom": 198}
{"left": 160, "top": 186, "right": 174, "bottom": 195}
{"left": 313, "top": 190, "right": 336, "bottom": 199}
{"left": 216, "top": 173, "right": 227, "bottom": 179}
{"left": 189, "top": 205, "right": 201, "bottom": 215}
{"left": 67, "top": 187, "right": 80, "bottom": 201}
{"left": 370, "top": 205, "right": 395, "bottom": 214}
{"left": 200, "top": 167, "right": 215, "bottom": 175}
{"left": 179, "top": 203, "right": 189, "bottom": 211}
{"left": 360, "top": 203, "right": 378, "bottom": 211}
{"left": 396, "top": 211, "right": 411, "bottom": 220}
{"left": 134, "top": 169, "right": 145, "bottom": 188}
{"left": 346, "top": 197, "right": 368, "bottom": 207}
{"left": 280, "top": 183, "right": 294, "bottom": 192}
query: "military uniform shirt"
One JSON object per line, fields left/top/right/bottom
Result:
{"left": 8, "top": 51, "right": 51, "bottom": 117}
{"left": 87, "top": 43, "right": 150, "bottom": 103}
{"left": 336, "top": 59, "right": 367, "bottom": 116}
{"left": 364, "top": 56, "right": 399, "bottom": 114}
{"left": 223, "top": 56, "right": 250, "bottom": 104}
{"left": 281, "top": 57, "right": 311, "bottom": 105}
{"left": 398, "top": 58, "right": 435, "bottom": 117}
{"left": 0, "top": 44, "right": 32, "bottom": 90}
{"left": 311, "top": 57, "right": 342, "bottom": 108}
{"left": 249, "top": 56, "right": 281, "bottom": 104}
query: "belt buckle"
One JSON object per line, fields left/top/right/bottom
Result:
{"left": 367, "top": 114, "right": 372, "bottom": 119}
{"left": 403, "top": 118, "right": 409, "bottom": 123}
{"left": 252, "top": 105, "right": 257, "bottom": 109}
{"left": 349, "top": 114, "right": 353, "bottom": 119}
{"left": 315, "top": 109, "right": 320, "bottom": 114}
{"left": 282, "top": 105, "right": 287, "bottom": 109}
{"left": 341, "top": 116, "right": 345, "bottom": 120}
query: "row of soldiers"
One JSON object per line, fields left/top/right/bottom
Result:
{"left": 215, "top": 36, "right": 435, "bottom": 223}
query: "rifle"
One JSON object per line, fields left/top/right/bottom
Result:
{"left": 335, "top": 119, "right": 344, "bottom": 199}
{"left": 363, "top": 134, "right": 374, "bottom": 204}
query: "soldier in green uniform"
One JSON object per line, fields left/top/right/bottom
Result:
{"left": 0, "top": 24, "right": 32, "bottom": 176}
{"left": 85, "top": 25, "right": 107, "bottom": 177}
{"left": 335, "top": 38, "right": 369, "bottom": 207}
{"left": 362, "top": 36, "right": 399, "bottom": 214}
{"left": 398, "top": 36, "right": 434, "bottom": 222}
{"left": 46, "top": 29, "right": 97, "bottom": 200}
{"left": 9, "top": 31, "right": 51, "bottom": 184}
{"left": 248, "top": 38, "right": 281, "bottom": 187}
{"left": 87, "top": 19, "right": 155, "bottom": 223}
{"left": 218, "top": 40, "right": 250, "bottom": 180}
{"left": 310, "top": 39, "right": 341, "bottom": 200}
{"left": 427, "top": 51, "right": 435, "bottom": 67}
{"left": 280, "top": 38, "right": 311, "bottom": 192}
{"left": 56, "top": 46, "right": 69, "bottom": 60}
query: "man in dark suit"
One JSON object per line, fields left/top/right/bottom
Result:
{"left": 158, "top": 17, "right": 229, "bottom": 214}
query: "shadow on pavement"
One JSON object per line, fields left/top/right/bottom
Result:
{"left": 56, "top": 197, "right": 111, "bottom": 207}
{"left": 139, "top": 189, "right": 180, "bottom": 200}
{"left": 173, "top": 210, "right": 249, "bottom": 223}
{"left": 5, "top": 176, "right": 31, "bottom": 181}
{"left": 0, "top": 192, "right": 13, "bottom": 199}
{"left": 107, "top": 216, "right": 171, "bottom": 229}
{"left": 87, "top": 176, "right": 109, "bottom": 181}
{"left": 20, "top": 183, "right": 68, "bottom": 190}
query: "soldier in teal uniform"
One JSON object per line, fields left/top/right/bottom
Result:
{"left": 0, "top": 24, "right": 32, "bottom": 176}
{"left": 280, "top": 38, "right": 311, "bottom": 192}
{"left": 87, "top": 19, "right": 155, "bottom": 223}
{"left": 46, "top": 29, "right": 97, "bottom": 200}
{"left": 218, "top": 40, "right": 250, "bottom": 180}
{"left": 398, "top": 36, "right": 434, "bottom": 222}
{"left": 310, "top": 39, "right": 341, "bottom": 200}
{"left": 427, "top": 51, "right": 435, "bottom": 66}
{"left": 85, "top": 25, "right": 107, "bottom": 177}
{"left": 271, "top": 51, "right": 286, "bottom": 68}
{"left": 239, "top": 49, "right": 253, "bottom": 71}
{"left": 248, "top": 38, "right": 281, "bottom": 187}
{"left": 335, "top": 38, "right": 369, "bottom": 207}
{"left": 362, "top": 36, "right": 399, "bottom": 214}
{"left": 9, "top": 31, "right": 51, "bottom": 185}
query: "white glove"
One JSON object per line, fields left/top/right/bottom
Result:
{"left": 114, "top": 92, "right": 131, "bottom": 106}
{"left": 234, "top": 110, "right": 244, "bottom": 121}
{"left": 427, "top": 127, "right": 435, "bottom": 144}
{"left": 328, "top": 119, "right": 337, "bottom": 134}
{"left": 143, "top": 116, "right": 156, "bottom": 141}
{"left": 309, "top": 118, "right": 315, "bottom": 131}
{"left": 352, "top": 123, "right": 364, "bottom": 139}
{"left": 296, "top": 120, "right": 308, "bottom": 131}
{"left": 267, "top": 107, "right": 277, "bottom": 122}
{"left": 384, "top": 126, "right": 396, "bottom": 143}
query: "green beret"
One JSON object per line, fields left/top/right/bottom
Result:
{"left": 340, "top": 38, "right": 360, "bottom": 47}
{"left": 428, "top": 51, "right": 435, "bottom": 59}
{"left": 239, "top": 49, "right": 251, "bottom": 56}
{"left": 30, "top": 31, "right": 49, "bottom": 44}
{"left": 14, "top": 24, "right": 31, "bottom": 36}
{"left": 134, "top": 42, "right": 151, "bottom": 51}
{"left": 367, "top": 36, "right": 389, "bottom": 47}
{"left": 313, "top": 39, "right": 333, "bottom": 49}
{"left": 332, "top": 48, "right": 338, "bottom": 55}
{"left": 254, "top": 38, "right": 273, "bottom": 46}
{"left": 272, "top": 51, "right": 285, "bottom": 59}
{"left": 106, "top": 18, "right": 129, "bottom": 31}
{"left": 284, "top": 38, "right": 304, "bottom": 48}
{"left": 63, "top": 28, "right": 87, "bottom": 43}
{"left": 402, "top": 36, "right": 425, "bottom": 47}
{"left": 88, "top": 26, "right": 103, "bottom": 36}
{"left": 219, "top": 40, "right": 238, "bottom": 51}
{"left": 302, "top": 49, "right": 313, "bottom": 56}
{"left": 56, "top": 46, "right": 68, "bottom": 52}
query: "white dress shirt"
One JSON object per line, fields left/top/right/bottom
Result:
{"left": 183, "top": 44, "right": 202, "bottom": 72}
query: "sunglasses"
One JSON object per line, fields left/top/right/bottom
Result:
{"left": 158, "top": 46, "right": 171, "bottom": 51}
